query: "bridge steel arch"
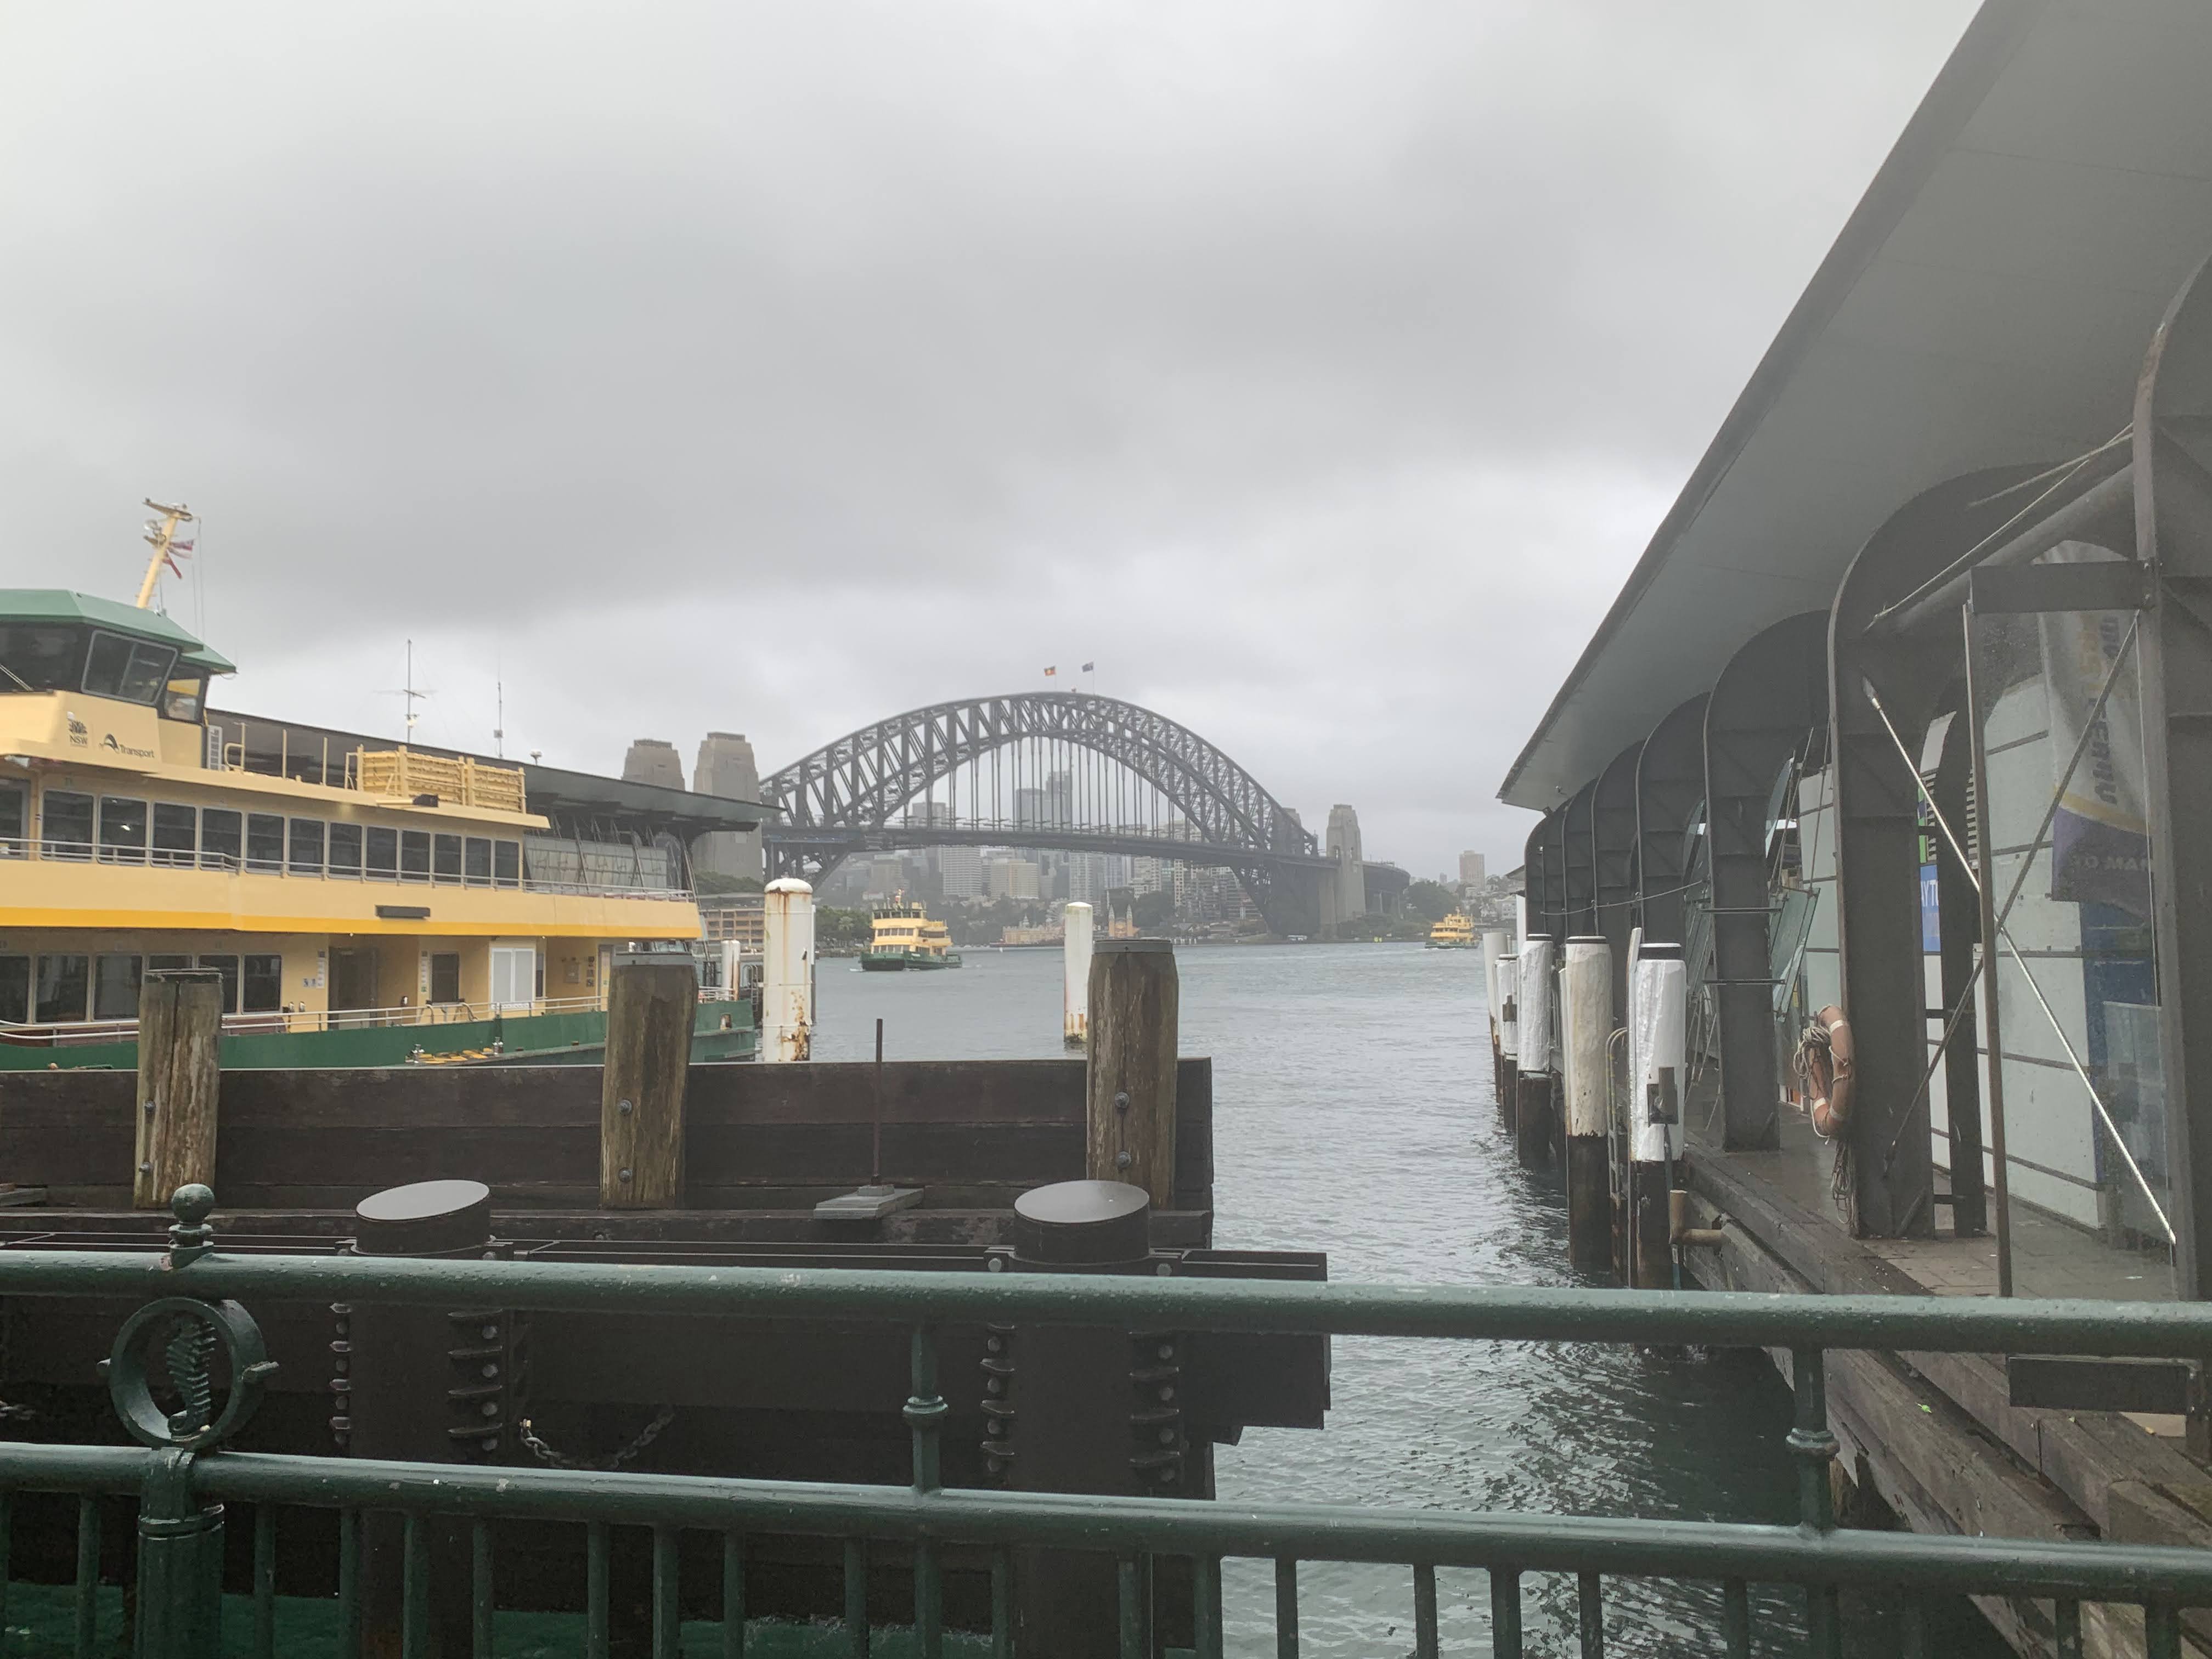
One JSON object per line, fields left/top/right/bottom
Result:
{"left": 758, "top": 692, "right": 1328, "bottom": 931}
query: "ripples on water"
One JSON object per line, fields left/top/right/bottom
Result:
{"left": 813, "top": 943, "right": 1999, "bottom": 1657}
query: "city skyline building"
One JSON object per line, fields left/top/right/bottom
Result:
{"left": 1459, "top": 850, "right": 1486, "bottom": 888}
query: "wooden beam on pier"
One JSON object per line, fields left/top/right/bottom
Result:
{"left": 132, "top": 969, "right": 223, "bottom": 1209}
{"left": 600, "top": 955, "right": 697, "bottom": 1207}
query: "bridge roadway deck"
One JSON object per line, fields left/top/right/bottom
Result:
{"left": 1680, "top": 1103, "right": 2212, "bottom": 1658}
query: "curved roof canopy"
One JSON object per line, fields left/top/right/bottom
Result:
{"left": 1500, "top": 0, "right": 2212, "bottom": 809}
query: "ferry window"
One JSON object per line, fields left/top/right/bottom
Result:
{"left": 494, "top": 839, "right": 520, "bottom": 887}
{"left": 0, "top": 780, "right": 24, "bottom": 856}
{"left": 464, "top": 836, "right": 492, "bottom": 885}
{"left": 329, "top": 822, "right": 363, "bottom": 877}
{"left": 241, "top": 953, "right": 283, "bottom": 1014}
{"left": 400, "top": 829, "right": 431, "bottom": 881}
{"left": 146, "top": 954, "right": 190, "bottom": 971}
{"left": 433, "top": 833, "right": 462, "bottom": 882}
{"left": 0, "top": 956, "right": 28, "bottom": 1022}
{"left": 98, "top": 797, "right": 149, "bottom": 864}
{"left": 152, "top": 803, "right": 197, "bottom": 867}
{"left": 93, "top": 954, "right": 142, "bottom": 1021}
{"left": 289, "top": 818, "right": 325, "bottom": 875}
{"left": 161, "top": 671, "right": 208, "bottom": 723}
{"left": 245, "top": 812, "right": 285, "bottom": 873}
{"left": 35, "top": 954, "right": 89, "bottom": 1023}
{"left": 366, "top": 825, "right": 399, "bottom": 880}
{"left": 0, "top": 625, "right": 84, "bottom": 693}
{"left": 41, "top": 789, "right": 93, "bottom": 860}
{"left": 200, "top": 808, "right": 242, "bottom": 871}
{"left": 82, "top": 631, "right": 178, "bottom": 704}
{"left": 428, "top": 952, "right": 462, "bottom": 1005}
{"left": 196, "top": 955, "right": 241, "bottom": 1014}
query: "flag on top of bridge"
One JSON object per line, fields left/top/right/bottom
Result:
{"left": 1081, "top": 661, "right": 1094, "bottom": 672}
{"left": 1042, "top": 666, "right": 1057, "bottom": 676}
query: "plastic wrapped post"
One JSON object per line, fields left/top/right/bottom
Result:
{"left": 1628, "top": 944, "right": 1688, "bottom": 1286}
{"left": 1481, "top": 929, "right": 1509, "bottom": 1095}
{"left": 1497, "top": 953, "right": 1520, "bottom": 1125}
{"left": 1561, "top": 937, "right": 1613, "bottom": 1273}
{"left": 1515, "top": 938, "right": 1556, "bottom": 1170}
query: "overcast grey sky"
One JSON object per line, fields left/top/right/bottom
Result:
{"left": 1, "top": 3, "right": 1978, "bottom": 878}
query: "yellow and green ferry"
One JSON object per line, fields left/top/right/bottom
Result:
{"left": 1426, "top": 911, "right": 1477, "bottom": 949}
{"left": 858, "top": 900, "right": 961, "bottom": 970}
{"left": 0, "top": 584, "right": 758, "bottom": 1068}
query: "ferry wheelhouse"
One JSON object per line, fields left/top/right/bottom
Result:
{"left": 859, "top": 899, "right": 961, "bottom": 970}
{"left": 0, "top": 590, "right": 758, "bottom": 1067}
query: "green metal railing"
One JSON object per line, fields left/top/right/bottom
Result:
{"left": 4, "top": 1190, "right": 2212, "bottom": 1658}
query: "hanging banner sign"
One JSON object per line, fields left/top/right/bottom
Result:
{"left": 2037, "top": 543, "right": 2150, "bottom": 916}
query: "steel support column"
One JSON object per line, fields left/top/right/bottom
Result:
{"left": 1593, "top": 742, "right": 1643, "bottom": 1024}
{"left": 1705, "top": 614, "right": 1830, "bottom": 1152}
{"left": 1634, "top": 695, "right": 1708, "bottom": 957}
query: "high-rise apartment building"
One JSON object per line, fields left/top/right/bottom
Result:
{"left": 940, "top": 845, "right": 985, "bottom": 899}
{"left": 1459, "top": 851, "right": 1487, "bottom": 888}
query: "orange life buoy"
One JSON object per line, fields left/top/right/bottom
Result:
{"left": 1801, "top": 1005, "right": 1854, "bottom": 1137}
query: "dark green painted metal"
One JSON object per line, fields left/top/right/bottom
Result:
{"left": 990, "top": 1546, "right": 1012, "bottom": 1659}
{"left": 723, "top": 1532, "right": 747, "bottom": 1659}
{"left": 473, "top": 1518, "right": 494, "bottom": 1659}
{"left": 654, "top": 1525, "right": 680, "bottom": 1659}
{"left": 1489, "top": 1566, "right": 1521, "bottom": 1659}
{"left": 1414, "top": 1562, "right": 1438, "bottom": 1659}
{"left": 914, "top": 1541, "right": 943, "bottom": 1659}
{"left": 844, "top": 1538, "right": 868, "bottom": 1658}
{"left": 1116, "top": 1555, "right": 1142, "bottom": 1659}
{"left": 0, "top": 1493, "right": 10, "bottom": 1649}
{"left": 1722, "top": 1578, "right": 1748, "bottom": 1658}
{"left": 1273, "top": 1557, "right": 1298, "bottom": 1658}
{"left": 403, "top": 1511, "right": 430, "bottom": 1659}
{"left": 2149, "top": 1600, "right": 2183, "bottom": 1659}
{"left": 1577, "top": 1570, "right": 1602, "bottom": 1657}
{"left": 2055, "top": 1597, "right": 2082, "bottom": 1659}
{"left": 1787, "top": 1346, "right": 1842, "bottom": 1659}
{"left": 1194, "top": 1554, "right": 1222, "bottom": 1659}
{"left": 73, "top": 1494, "right": 97, "bottom": 1659}
{"left": 586, "top": 1519, "right": 610, "bottom": 1659}
{"left": 1900, "top": 1594, "right": 1926, "bottom": 1659}
{"left": 18, "top": 1247, "right": 2212, "bottom": 1356}
{"left": 337, "top": 1507, "right": 362, "bottom": 1659}
{"left": 253, "top": 1503, "right": 276, "bottom": 1659}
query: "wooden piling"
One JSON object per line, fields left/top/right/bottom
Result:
{"left": 1561, "top": 937, "right": 1613, "bottom": 1273}
{"left": 1496, "top": 952, "right": 1520, "bottom": 1126}
{"left": 1514, "top": 939, "right": 1555, "bottom": 1171}
{"left": 600, "top": 954, "right": 697, "bottom": 1207}
{"left": 1085, "top": 939, "right": 1178, "bottom": 1205}
{"left": 133, "top": 969, "right": 223, "bottom": 1209}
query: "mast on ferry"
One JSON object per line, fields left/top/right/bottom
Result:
{"left": 135, "top": 499, "right": 195, "bottom": 609}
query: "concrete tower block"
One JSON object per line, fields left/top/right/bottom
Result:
{"left": 692, "top": 731, "right": 764, "bottom": 883}
{"left": 622, "top": 738, "right": 686, "bottom": 791}
{"left": 1325, "top": 804, "right": 1365, "bottom": 921}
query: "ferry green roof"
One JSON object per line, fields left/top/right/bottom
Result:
{"left": 0, "top": 589, "right": 235, "bottom": 675}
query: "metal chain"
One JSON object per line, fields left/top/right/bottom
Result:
{"left": 517, "top": 1404, "right": 673, "bottom": 1471}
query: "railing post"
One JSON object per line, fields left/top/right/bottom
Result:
{"left": 134, "top": 1449, "right": 223, "bottom": 1659}
{"left": 601, "top": 953, "right": 696, "bottom": 1207}
{"left": 134, "top": 968, "right": 223, "bottom": 1209}
{"left": 1788, "top": 1345, "right": 1841, "bottom": 1658}
{"left": 906, "top": 1324, "right": 946, "bottom": 1659}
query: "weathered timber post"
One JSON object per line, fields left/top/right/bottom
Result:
{"left": 1063, "top": 901, "right": 1094, "bottom": 1048}
{"left": 1497, "top": 952, "right": 1520, "bottom": 1127}
{"left": 134, "top": 969, "right": 224, "bottom": 1209}
{"left": 1561, "top": 936, "right": 1614, "bottom": 1273}
{"left": 600, "top": 953, "right": 696, "bottom": 1208}
{"left": 1085, "top": 939, "right": 1179, "bottom": 1205}
{"left": 1481, "top": 929, "right": 1508, "bottom": 1100}
{"left": 1515, "top": 938, "right": 1556, "bottom": 1170}
{"left": 1628, "top": 944, "right": 1688, "bottom": 1289}
{"left": 762, "top": 878, "right": 816, "bottom": 1062}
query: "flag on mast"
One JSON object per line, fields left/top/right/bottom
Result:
{"left": 1042, "top": 666, "right": 1057, "bottom": 676}
{"left": 1081, "top": 661, "right": 1094, "bottom": 672}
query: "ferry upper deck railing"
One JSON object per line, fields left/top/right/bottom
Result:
{"left": 2, "top": 836, "right": 694, "bottom": 901}
{"left": 6, "top": 1189, "right": 2212, "bottom": 1658}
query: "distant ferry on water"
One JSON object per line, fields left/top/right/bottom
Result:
{"left": 0, "top": 509, "right": 759, "bottom": 1069}
{"left": 860, "top": 899, "right": 962, "bottom": 971}
{"left": 1426, "top": 911, "right": 1476, "bottom": 949}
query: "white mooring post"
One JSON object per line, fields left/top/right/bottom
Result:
{"left": 762, "top": 877, "right": 816, "bottom": 1063}
{"left": 1481, "top": 928, "right": 1508, "bottom": 1098}
{"left": 1515, "top": 936, "right": 1555, "bottom": 1170}
{"left": 1561, "top": 936, "right": 1613, "bottom": 1274}
{"left": 1496, "top": 952, "right": 1520, "bottom": 1128}
{"left": 1629, "top": 942, "right": 1688, "bottom": 1288}
{"left": 1063, "top": 901, "right": 1094, "bottom": 1048}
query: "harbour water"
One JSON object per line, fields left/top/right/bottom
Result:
{"left": 815, "top": 942, "right": 2008, "bottom": 1658}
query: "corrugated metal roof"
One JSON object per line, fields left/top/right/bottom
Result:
{"left": 1499, "top": 0, "right": 2212, "bottom": 808}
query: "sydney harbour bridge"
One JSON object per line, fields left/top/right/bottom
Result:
{"left": 755, "top": 691, "right": 1404, "bottom": 936}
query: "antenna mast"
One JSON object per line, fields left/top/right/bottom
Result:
{"left": 136, "top": 500, "right": 195, "bottom": 609}
{"left": 403, "top": 640, "right": 426, "bottom": 738}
